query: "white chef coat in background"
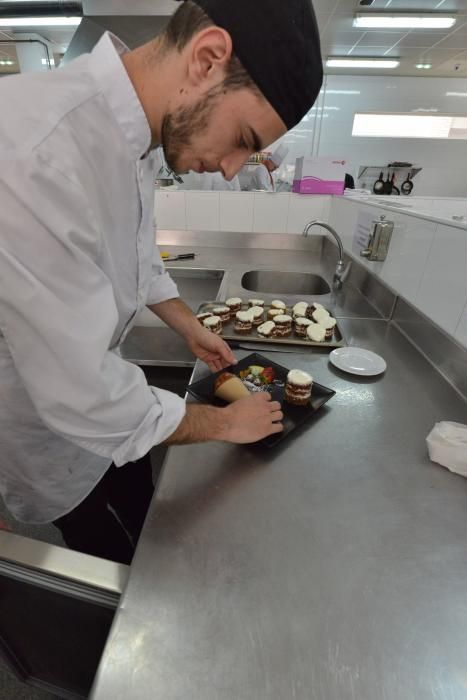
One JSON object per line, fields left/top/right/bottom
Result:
{"left": 200, "top": 172, "right": 241, "bottom": 191}
{"left": 0, "top": 33, "right": 186, "bottom": 523}
{"left": 248, "top": 163, "right": 274, "bottom": 191}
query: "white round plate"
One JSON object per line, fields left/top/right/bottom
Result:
{"left": 329, "top": 347, "right": 387, "bottom": 377}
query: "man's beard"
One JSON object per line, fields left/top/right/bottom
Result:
{"left": 161, "top": 89, "right": 221, "bottom": 174}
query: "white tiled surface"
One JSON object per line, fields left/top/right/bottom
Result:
{"left": 253, "top": 193, "right": 290, "bottom": 234}
{"left": 286, "top": 195, "right": 330, "bottom": 233}
{"left": 154, "top": 190, "right": 330, "bottom": 234}
{"left": 331, "top": 197, "right": 467, "bottom": 348}
{"left": 154, "top": 190, "right": 186, "bottom": 230}
{"left": 185, "top": 192, "right": 220, "bottom": 231}
{"left": 219, "top": 192, "right": 254, "bottom": 232}
{"left": 328, "top": 197, "right": 362, "bottom": 249}
{"left": 415, "top": 223, "right": 467, "bottom": 336}
{"left": 379, "top": 215, "right": 437, "bottom": 304}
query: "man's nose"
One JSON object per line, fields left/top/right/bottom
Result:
{"left": 220, "top": 151, "right": 250, "bottom": 181}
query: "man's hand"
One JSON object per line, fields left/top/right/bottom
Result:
{"left": 186, "top": 326, "right": 236, "bottom": 372}
{"left": 221, "top": 393, "right": 284, "bottom": 443}
{"left": 165, "top": 393, "right": 284, "bottom": 445}
{"left": 147, "top": 297, "right": 236, "bottom": 372}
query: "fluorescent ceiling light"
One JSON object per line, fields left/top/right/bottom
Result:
{"left": 353, "top": 14, "right": 456, "bottom": 29}
{"left": 41, "top": 58, "right": 55, "bottom": 66}
{"left": 327, "top": 58, "right": 399, "bottom": 69}
{"left": 352, "top": 112, "right": 467, "bottom": 139}
{"left": 415, "top": 63, "right": 432, "bottom": 70}
{"left": 326, "top": 90, "right": 361, "bottom": 95}
{"left": 446, "top": 92, "right": 467, "bottom": 97}
{"left": 0, "top": 16, "right": 81, "bottom": 27}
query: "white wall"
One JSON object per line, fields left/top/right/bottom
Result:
{"left": 155, "top": 190, "right": 331, "bottom": 234}
{"left": 270, "top": 74, "right": 467, "bottom": 198}
{"left": 328, "top": 197, "right": 467, "bottom": 348}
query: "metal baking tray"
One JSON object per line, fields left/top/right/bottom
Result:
{"left": 197, "top": 302, "right": 346, "bottom": 349}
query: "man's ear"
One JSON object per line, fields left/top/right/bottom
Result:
{"left": 186, "top": 27, "right": 233, "bottom": 89}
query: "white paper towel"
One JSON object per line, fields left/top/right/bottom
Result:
{"left": 426, "top": 422, "right": 467, "bottom": 477}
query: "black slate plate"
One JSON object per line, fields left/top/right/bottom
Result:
{"left": 186, "top": 353, "right": 336, "bottom": 448}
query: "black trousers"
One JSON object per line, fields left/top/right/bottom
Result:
{"left": 53, "top": 453, "right": 154, "bottom": 566}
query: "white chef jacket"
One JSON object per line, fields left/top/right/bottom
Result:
{"left": 0, "top": 33, "right": 187, "bottom": 523}
{"left": 248, "top": 164, "right": 274, "bottom": 192}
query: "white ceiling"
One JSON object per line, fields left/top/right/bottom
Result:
{"left": 317, "top": 0, "right": 467, "bottom": 76}
{"left": 2, "top": 0, "right": 467, "bottom": 78}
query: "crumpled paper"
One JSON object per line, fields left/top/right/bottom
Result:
{"left": 426, "top": 422, "right": 467, "bottom": 477}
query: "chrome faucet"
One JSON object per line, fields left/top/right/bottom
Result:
{"left": 303, "top": 220, "right": 350, "bottom": 290}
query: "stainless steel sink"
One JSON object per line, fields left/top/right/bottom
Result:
{"left": 167, "top": 267, "right": 225, "bottom": 302}
{"left": 241, "top": 270, "right": 331, "bottom": 296}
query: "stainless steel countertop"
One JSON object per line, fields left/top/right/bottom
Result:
{"left": 92, "top": 244, "right": 467, "bottom": 700}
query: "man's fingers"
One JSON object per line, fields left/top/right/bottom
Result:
{"left": 271, "top": 410, "right": 284, "bottom": 422}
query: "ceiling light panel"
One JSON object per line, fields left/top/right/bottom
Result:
{"left": 327, "top": 58, "right": 400, "bottom": 69}
{"left": 0, "top": 17, "right": 82, "bottom": 27}
{"left": 353, "top": 14, "right": 457, "bottom": 30}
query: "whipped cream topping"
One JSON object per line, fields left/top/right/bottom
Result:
{"left": 312, "top": 308, "right": 330, "bottom": 323}
{"left": 293, "top": 302, "right": 308, "bottom": 317}
{"left": 307, "top": 323, "right": 326, "bottom": 342}
{"left": 287, "top": 369, "right": 313, "bottom": 386}
{"left": 204, "top": 316, "right": 221, "bottom": 328}
{"left": 249, "top": 305, "right": 264, "bottom": 318}
{"left": 258, "top": 321, "right": 276, "bottom": 335}
{"left": 320, "top": 316, "right": 337, "bottom": 330}
{"left": 236, "top": 310, "right": 254, "bottom": 323}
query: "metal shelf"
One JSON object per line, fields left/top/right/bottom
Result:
{"left": 358, "top": 165, "right": 422, "bottom": 180}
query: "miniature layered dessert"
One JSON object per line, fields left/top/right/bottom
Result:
{"left": 234, "top": 310, "right": 253, "bottom": 334}
{"left": 284, "top": 369, "right": 313, "bottom": 406}
{"left": 306, "top": 322, "right": 326, "bottom": 343}
{"left": 249, "top": 305, "right": 265, "bottom": 326}
{"left": 257, "top": 321, "right": 276, "bottom": 338}
{"left": 294, "top": 317, "right": 313, "bottom": 337}
{"left": 248, "top": 299, "right": 265, "bottom": 308}
{"left": 320, "top": 316, "right": 337, "bottom": 340}
{"left": 226, "top": 297, "right": 242, "bottom": 316}
{"left": 271, "top": 300, "right": 286, "bottom": 311}
{"left": 274, "top": 314, "right": 293, "bottom": 337}
{"left": 197, "top": 312, "right": 213, "bottom": 324}
{"left": 203, "top": 315, "right": 223, "bottom": 335}
{"left": 212, "top": 306, "right": 231, "bottom": 323}
{"left": 214, "top": 372, "right": 250, "bottom": 403}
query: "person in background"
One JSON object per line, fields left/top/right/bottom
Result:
{"left": 201, "top": 171, "right": 241, "bottom": 191}
{"left": 247, "top": 143, "right": 289, "bottom": 192}
{"left": 0, "top": 0, "right": 322, "bottom": 564}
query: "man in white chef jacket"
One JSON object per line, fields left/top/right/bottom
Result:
{"left": 0, "top": 0, "right": 322, "bottom": 564}
{"left": 248, "top": 144, "right": 289, "bottom": 192}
